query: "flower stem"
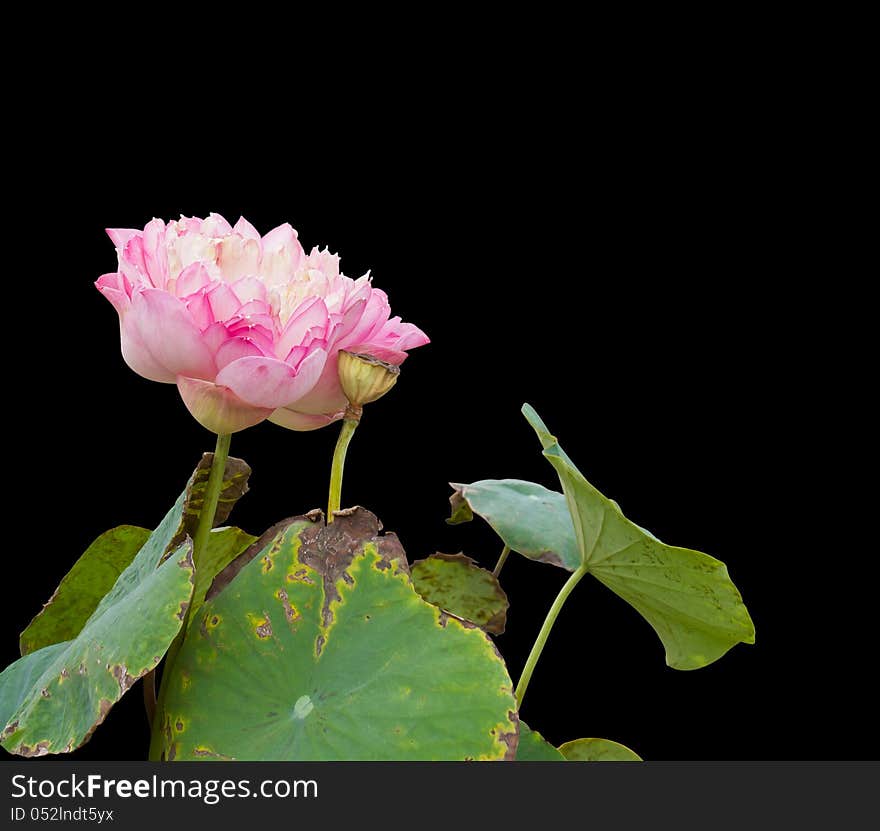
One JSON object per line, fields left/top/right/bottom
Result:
{"left": 327, "top": 411, "right": 360, "bottom": 523}
{"left": 515, "top": 564, "right": 588, "bottom": 709}
{"left": 493, "top": 545, "right": 511, "bottom": 578}
{"left": 192, "top": 433, "right": 232, "bottom": 562}
{"left": 148, "top": 433, "right": 232, "bottom": 759}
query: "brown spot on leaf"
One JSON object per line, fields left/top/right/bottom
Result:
{"left": 40, "top": 688, "right": 50, "bottom": 698}
{"left": 255, "top": 615, "right": 273, "bottom": 639}
{"left": 498, "top": 710, "right": 520, "bottom": 761}
{"left": 60, "top": 668, "right": 70, "bottom": 679}
{"left": 377, "top": 532, "right": 409, "bottom": 576}
{"left": 111, "top": 664, "right": 136, "bottom": 694}
{"left": 315, "top": 634, "right": 326, "bottom": 656}
{"left": 277, "top": 589, "right": 301, "bottom": 625}
{"left": 176, "top": 600, "right": 190, "bottom": 621}
{"left": 484, "top": 608, "right": 507, "bottom": 636}
{"left": 167, "top": 743, "right": 177, "bottom": 761}
{"left": 178, "top": 546, "right": 195, "bottom": 571}
{"left": 536, "top": 550, "right": 566, "bottom": 569}
{"left": 18, "top": 740, "right": 51, "bottom": 757}
{"left": 288, "top": 568, "right": 314, "bottom": 585}
{"left": 1, "top": 720, "right": 19, "bottom": 741}
{"left": 298, "top": 508, "right": 410, "bottom": 629}
{"left": 193, "top": 746, "right": 236, "bottom": 760}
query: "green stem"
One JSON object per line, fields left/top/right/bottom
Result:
{"left": 493, "top": 545, "right": 511, "bottom": 578}
{"left": 327, "top": 414, "right": 359, "bottom": 523}
{"left": 191, "top": 432, "right": 232, "bottom": 562}
{"left": 515, "top": 564, "right": 588, "bottom": 709}
{"left": 148, "top": 433, "right": 230, "bottom": 759}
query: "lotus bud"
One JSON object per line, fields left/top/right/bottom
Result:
{"left": 338, "top": 351, "right": 400, "bottom": 416}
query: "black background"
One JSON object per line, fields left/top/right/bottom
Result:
{"left": 2, "top": 87, "right": 873, "bottom": 762}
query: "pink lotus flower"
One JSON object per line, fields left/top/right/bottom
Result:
{"left": 96, "top": 214, "right": 429, "bottom": 434}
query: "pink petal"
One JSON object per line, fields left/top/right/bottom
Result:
{"left": 261, "top": 222, "right": 305, "bottom": 285}
{"left": 106, "top": 228, "right": 139, "bottom": 248}
{"left": 268, "top": 407, "right": 344, "bottom": 431}
{"left": 341, "top": 291, "right": 390, "bottom": 348}
{"left": 201, "top": 322, "right": 231, "bottom": 355}
{"left": 224, "top": 320, "right": 276, "bottom": 353}
{"left": 182, "top": 289, "right": 214, "bottom": 330}
{"left": 206, "top": 282, "right": 242, "bottom": 321}
{"left": 305, "top": 246, "right": 341, "bottom": 279}
{"left": 215, "top": 348, "right": 326, "bottom": 409}
{"left": 262, "top": 222, "right": 299, "bottom": 250}
{"left": 277, "top": 297, "right": 329, "bottom": 359}
{"left": 120, "top": 315, "right": 176, "bottom": 383}
{"left": 176, "top": 216, "right": 204, "bottom": 233}
{"left": 229, "top": 277, "right": 268, "bottom": 305}
{"left": 177, "top": 376, "right": 272, "bottom": 434}
{"left": 120, "top": 236, "right": 148, "bottom": 284}
{"left": 393, "top": 322, "right": 431, "bottom": 350}
{"left": 176, "top": 263, "right": 213, "bottom": 296}
{"left": 215, "top": 336, "right": 267, "bottom": 371}
{"left": 329, "top": 297, "right": 366, "bottom": 346}
{"left": 95, "top": 273, "right": 131, "bottom": 315}
{"left": 201, "top": 212, "right": 234, "bottom": 236}
{"left": 142, "top": 218, "right": 169, "bottom": 290}
{"left": 282, "top": 353, "right": 347, "bottom": 415}
{"left": 125, "top": 289, "right": 217, "bottom": 381}
{"left": 233, "top": 216, "right": 261, "bottom": 240}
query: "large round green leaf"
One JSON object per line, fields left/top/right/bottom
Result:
{"left": 411, "top": 552, "right": 509, "bottom": 634}
{"left": 19, "top": 526, "right": 151, "bottom": 656}
{"left": 158, "top": 508, "right": 518, "bottom": 761}
{"left": 515, "top": 404, "right": 755, "bottom": 670}
{"left": 0, "top": 452, "right": 252, "bottom": 756}
{"left": 516, "top": 722, "right": 566, "bottom": 761}
{"left": 448, "top": 480, "right": 581, "bottom": 571}
{"left": 559, "top": 738, "right": 642, "bottom": 761}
